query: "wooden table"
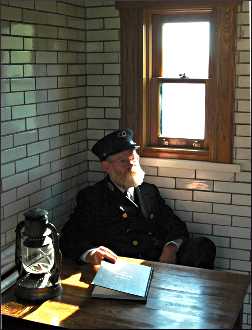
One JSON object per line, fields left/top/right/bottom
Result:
{"left": 1, "top": 257, "right": 250, "bottom": 329}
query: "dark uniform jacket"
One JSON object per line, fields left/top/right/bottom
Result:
{"left": 60, "top": 176, "right": 189, "bottom": 262}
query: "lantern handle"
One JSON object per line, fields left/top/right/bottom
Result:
{"left": 48, "top": 223, "right": 62, "bottom": 284}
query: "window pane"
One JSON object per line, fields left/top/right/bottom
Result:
{"left": 160, "top": 83, "right": 205, "bottom": 139}
{"left": 162, "top": 22, "right": 210, "bottom": 78}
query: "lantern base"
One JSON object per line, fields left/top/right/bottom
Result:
{"left": 15, "top": 273, "right": 62, "bottom": 301}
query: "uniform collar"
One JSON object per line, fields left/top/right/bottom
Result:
{"left": 108, "top": 176, "right": 134, "bottom": 195}
{"left": 106, "top": 176, "right": 148, "bottom": 217}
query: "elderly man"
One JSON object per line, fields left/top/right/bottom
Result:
{"left": 60, "top": 129, "right": 216, "bottom": 268}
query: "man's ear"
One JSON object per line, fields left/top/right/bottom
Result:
{"left": 101, "top": 160, "right": 110, "bottom": 173}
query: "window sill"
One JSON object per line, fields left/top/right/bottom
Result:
{"left": 140, "top": 157, "right": 240, "bottom": 173}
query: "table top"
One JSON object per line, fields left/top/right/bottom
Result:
{"left": 1, "top": 257, "right": 250, "bottom": 329}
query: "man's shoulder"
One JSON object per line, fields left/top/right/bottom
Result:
{"left": 139, "top": 181, "right": 159, "bottom": 194}
{"left": 140, "top": 181, "right": 157, "bottom": 189}
{"left": 77, "top": 178, "right": 108, "bottom": 198}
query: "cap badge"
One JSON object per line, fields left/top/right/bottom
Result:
{"left": 118, "top": 130, "right": 127, "bottom": 138}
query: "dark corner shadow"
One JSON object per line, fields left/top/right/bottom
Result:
{"left": 2, "top": 315, "right": 66, "bottom": 330}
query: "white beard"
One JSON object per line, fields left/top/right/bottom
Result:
{"left": 110, "top": 165, "right": 145, "bottom": 189}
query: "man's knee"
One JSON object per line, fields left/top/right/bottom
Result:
{"left": 177, "top": 237, "right": 216, "bottom": 269}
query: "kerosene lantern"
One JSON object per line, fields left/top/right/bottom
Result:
{"left": 15, "top": 208, "right": 62, "bottom": 301}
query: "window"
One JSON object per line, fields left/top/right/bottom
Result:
{"left": 116, "top": 0, "right": 239, "bottom": 163}
{"left": 151, "top": 15, "right": 211, "bottom": 153}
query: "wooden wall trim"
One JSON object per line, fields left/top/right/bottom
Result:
{"left": 119, "top": 7, "right": 143, "bottom": 142}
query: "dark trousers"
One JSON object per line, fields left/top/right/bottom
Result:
{"left": 176, "top": 237, "right": 216, "bottom": 270}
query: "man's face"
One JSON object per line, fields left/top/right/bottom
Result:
{"left": 102, "top": 149, "right": 145, "bottom": 189}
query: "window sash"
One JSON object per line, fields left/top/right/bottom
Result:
{"left": 149, "top": 78, "right": 209, "bottom": 149}
{"left": 161, "top": 18, "right": 211, "bottom": 79}
{"left": 159, "top": 81, "right": 206, "bottom": 140}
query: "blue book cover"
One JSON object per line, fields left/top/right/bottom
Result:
{"left": 91, "top": 260, "right": 153, "bottom": 302}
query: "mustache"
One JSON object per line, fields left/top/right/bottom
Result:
{"left": 110, "top": 164, "right": 145, "bottom": 189}
{"left": 129, "top": 164, "right": 142, "bottom": 172}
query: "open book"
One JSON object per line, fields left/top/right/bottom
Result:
{"left": 91, "top": 260, "right": 153, "bottom": 302}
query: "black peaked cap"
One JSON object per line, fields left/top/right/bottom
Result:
{"left": 91, "top": 128, "right": 139, "bottom": 161}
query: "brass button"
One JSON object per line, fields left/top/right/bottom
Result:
{"left": 122, "top": 212, "right": 128, "bottom": 219}
{"left": 132, "top": 240, "right": 139, "bottom": 246}
{"left": 149, "top": 213, "right": 154, "bottom": 220}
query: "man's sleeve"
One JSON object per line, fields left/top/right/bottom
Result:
{"left": 79, "top": 248, "right": 97, "bottom": 263}
{"left": 165, "top": 238, "right": 183, "bottom": 251}
{"left": 59, "top": 188, "right": 97, "bottom": 263}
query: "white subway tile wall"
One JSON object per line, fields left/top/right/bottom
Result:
{"left": 1, "top": 0, "right": 87, "bottom": 273}
{"left": 1, "top": 0, "right": 251, "bottom": 328}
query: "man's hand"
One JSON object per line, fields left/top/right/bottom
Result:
{"left": 86, "top": 246, "right": 118, "bottom": 265}
{"left": 159, "top": 243, "right": 177, "bottom": 264}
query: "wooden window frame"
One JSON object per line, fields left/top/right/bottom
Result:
{"left": 116, "top": 0, "right": 240, "bottom": 163}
